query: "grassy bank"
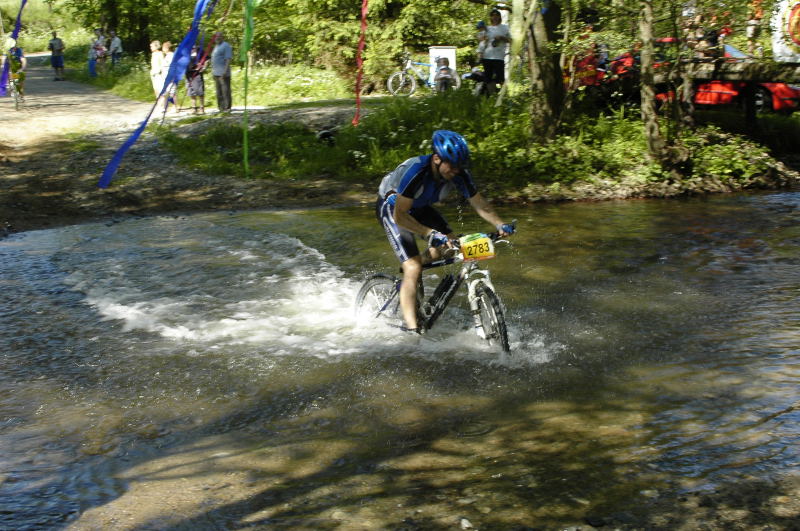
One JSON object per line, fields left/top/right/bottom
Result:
{"left": 66, "top": 58, "right": 353, "bottom": 108}
{"left": 156, "top": 90, "right": 800, "bottom": 201}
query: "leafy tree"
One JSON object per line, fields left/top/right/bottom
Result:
{"left": 57, "top": 0, "right": 201, "bottom": 54}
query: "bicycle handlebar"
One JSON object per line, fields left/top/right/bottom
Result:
{"left": 452, "top": 220, "right": 516, "bottom": 247}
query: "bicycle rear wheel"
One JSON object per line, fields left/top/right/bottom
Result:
{"left": 387, "top": 72, "right": 417, "bottom": 96}
{"left": 474, "top": 283, "right": 510, "bottom": 353}
{"left": 355, "top": 274, "right": 402, "bottom": 326}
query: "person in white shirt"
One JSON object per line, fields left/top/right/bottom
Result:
{"left": 160, "top": 41, "right": 177, "bottom": 113}
{"left": 149, "top": 40, "right": 164, "bottom": 96}
{"left": 108, "top": 30, "right": 123, "bottom": 67}
{"left": 481, "top": 9, "right": 510, "bottom": 95}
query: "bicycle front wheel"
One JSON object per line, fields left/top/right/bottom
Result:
{"left": 355, "top": 274, "right": 402, "bottom": 326}
{"left": 474, "top": 283, "right": 510, "bottom": 353}
{"left": 387, "top": 72, "right": 417, "bottom": 96}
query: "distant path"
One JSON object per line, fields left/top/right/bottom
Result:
{"left": 0, "top": 61, "right": 154, "bottom": 148}
{"left": 0, "top": 62, "right": 372, "bottom": 237}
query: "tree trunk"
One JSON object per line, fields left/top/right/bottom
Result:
{"left": 526, "top": 0, "right": 564, "bottom": 141}
{"left": 638, "top": 0, "right": 666, "bottom": 160}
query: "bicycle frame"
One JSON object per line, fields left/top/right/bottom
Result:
{"left": 403, "top": 58, "right": 434, "bottom": 86}
{"left": 355, "top": 229, "right": 513, "bottom": 351}
{"left": 419, "top": 254, "right": 501, "bottom": 335}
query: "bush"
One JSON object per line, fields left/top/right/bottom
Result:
{"left": 158, "top": 87, "right": 793, "bottom": 200}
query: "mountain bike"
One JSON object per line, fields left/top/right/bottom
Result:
{"left": 355, "top": 230, "right": 512, "bottom": 352}
{"left": 387, "top": 52, "right": 462, "bottom": 96}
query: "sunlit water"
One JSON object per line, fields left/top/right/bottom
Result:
{"left": 1, "top": 193, "right": 798, "bottom": 529}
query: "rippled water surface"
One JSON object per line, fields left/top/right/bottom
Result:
{"left": 1, "top": 193, "right": 798, "bottom": 529}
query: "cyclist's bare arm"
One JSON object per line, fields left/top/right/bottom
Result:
{"left": 468, "top": 193, "right": 510, "bottom": 235}
{"left": 393, "top": 195, "right": 444, "bottom": 239}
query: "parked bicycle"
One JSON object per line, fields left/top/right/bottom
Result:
{"left": 387, "top": 52, "right": 462, "bottom": 96}
{"left": 355, "top": 229, "right": 512, "bottom": 352}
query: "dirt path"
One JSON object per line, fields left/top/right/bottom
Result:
{"left": 0, "top": 62, "right": 371, "bottom": 237}
{"left": 0, "top": 58, "right": 155, "bottom": 145}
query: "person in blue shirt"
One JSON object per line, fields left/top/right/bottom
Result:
{"left": 376, "top": 130, "right": 515, "bottom": 333}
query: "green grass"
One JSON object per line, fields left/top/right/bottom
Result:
{"left": 157, "top": 88, "right": 796, "bottom": 199}
{"left": 65, "top": 59, "right": 354, "bottom": 109}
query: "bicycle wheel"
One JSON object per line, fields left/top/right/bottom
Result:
{"left": 355, "top": 273, "right": 402, "bottom": 325}
{"left": 9, "top": 82, "right": 20, "bottom": 110}
{"left": 387, "top": 72, "right": 417, "bottom": 96}
{"left": 474, "top": 283, "right": 510, "bottom": 353}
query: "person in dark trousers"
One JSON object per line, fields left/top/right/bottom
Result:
{"left": 210, "top": 31, "right": 232, "bottom": 112}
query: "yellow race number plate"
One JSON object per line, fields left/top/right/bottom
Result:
{"left": 459, "top": 233, "right": 495, "bottom": 262}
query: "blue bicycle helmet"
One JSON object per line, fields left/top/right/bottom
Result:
{"left": 432, "top": 130, "right": 470, "bottom": 168}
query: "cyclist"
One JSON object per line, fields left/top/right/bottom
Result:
{"left": 376, "top": 129, "right": 515, "bottom": 333}
{"left": 4, "top": 40, "right": 27, "bottom": 100}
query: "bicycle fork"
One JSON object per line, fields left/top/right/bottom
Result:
{"left": 466, "top": 269, "right": 495, "bottom": 340}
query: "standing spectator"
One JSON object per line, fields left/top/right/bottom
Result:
{"left": 481, "top": 9, "right": 510, "bottom": 95}
{"left": 87, "top": 34, "right": 99, "bottom": 77}
{"left": 160, "top": 41, "right": 178, "bottom": 113}
{"left": 186, "top": 45, "right": 206, "bottom": 114}
{"left": 149, "top": 40, "right": 164, "bottom": 97}
{"left": 108, "top": 30, "right": 123, "bottom": 67}
{"left": 92, "top": 28, "right": 107, "bottom": 73}
{"left": 47, "top": 31, "right": 65, "bottom": 80}
{"left": 210, "top": 31, "right": 232, "bottom": 112}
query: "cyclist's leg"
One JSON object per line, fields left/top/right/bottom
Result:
{"left": 377, "top": 197, "right": 423, "bottom": 329}
{"left": 400, "top": 257, "right": 423, "bottom": 329}
{"left": 17, "top": 71, "right": 25, "bottom": 97}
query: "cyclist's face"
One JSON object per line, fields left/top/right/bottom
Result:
{"left": 434, "top": 155, "right": 461, "bottom": 180}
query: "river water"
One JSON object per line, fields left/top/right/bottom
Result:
{"left": 1, "top": 192, "right": 798, "bottom": 529}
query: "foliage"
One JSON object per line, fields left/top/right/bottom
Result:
{"left": 1, "top": 0, "right": 90, "bottom": 52}
{"left": 159, "top": 120, "right": 352, "bottom": 179}
{"left": 681, "top": 125, "right": 773, "bottom": 183}
{"left": 695, "top": 110, "right": 800, "bottom": 155}
{"left": 158, "top": 84, "right": 792, "bottom": 200}
{"left": 56, "top": 0, "right": 200, "bottom": 55}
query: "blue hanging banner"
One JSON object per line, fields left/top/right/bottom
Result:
{"left": 1, "top": 0, "right": 29, "bottom": 97}
{"left": 98, "top": 0, "right": 216, "bottom": 188}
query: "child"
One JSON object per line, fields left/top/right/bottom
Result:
{"left": 434, "top": 56, "right": 456, "bottom": 92}
{"left": 476, "top": 20, "right": 488, "bottom": 60}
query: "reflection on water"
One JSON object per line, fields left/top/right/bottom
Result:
{"left": 1, "top": 192, "right": 798, "bottom": 529}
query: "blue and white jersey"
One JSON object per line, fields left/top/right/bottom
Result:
{"left": 378, "top": 155, "right": 478, "bottom": 209}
